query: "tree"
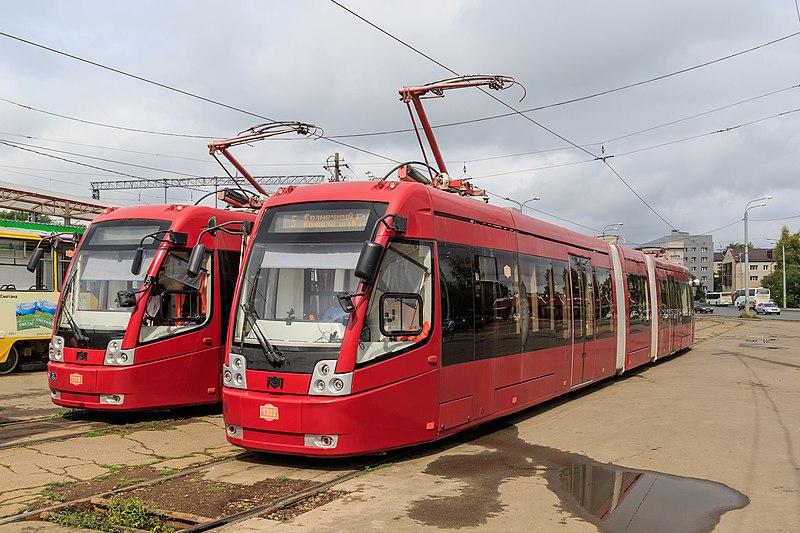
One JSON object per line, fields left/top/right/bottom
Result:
{"left": 760, "top": 225, "right": 800, "bottom": 307}
{"left": 0, "top": 210, "right": 53, "bottom": 224}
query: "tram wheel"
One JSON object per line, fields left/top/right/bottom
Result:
{"left": 0, "top": 345, "right": 19, "bottom": 375}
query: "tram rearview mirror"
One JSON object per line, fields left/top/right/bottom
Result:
{"left": 131, "top": 247, "right": 145, "bottom": 275}
{"left": 26, "top": 247, "right": 45, "bottom": 273}
{"left": 187, "top": 244, "right": 207, "bottom": 278}
{"left": 379, "top": 292, "right": 423, "bottom": 338}
{"left": 117, "top": 290, "right": 137, "bottom": 308}
{"left": 355, "top": 241, "right": 384, "bottom": 283}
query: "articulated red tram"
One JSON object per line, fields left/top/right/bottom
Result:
{"left": 47, "top": 204, "right": 254, "bottom": 410}
{"left": 219, "top": 181, "right": 693, "bottom": 456}
{"left": 215, "top": 76, "right": 694, "bottom": 456}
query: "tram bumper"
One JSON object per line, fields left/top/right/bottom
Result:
{"left": 223, "top": 370, "right": 439, "bottom": 457}
{"left": 47, "top": 350, "right": 221, "bottom": 410}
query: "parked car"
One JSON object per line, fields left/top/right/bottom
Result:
{"left": 754, "top": 301, "right": 781, "bottom": 315}
{"left": 693, "top": 301, "right": 713, "bottom": 313}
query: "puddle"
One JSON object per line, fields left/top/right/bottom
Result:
{"left": 408, "top": 425, "right": 748, "bottom": 530}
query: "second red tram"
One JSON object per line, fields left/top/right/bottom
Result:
{"left": 218, "top": 181, "right": 694, "bottom": 456}
{"left": 47, "top": 204, "right": 254, "bottom": 410}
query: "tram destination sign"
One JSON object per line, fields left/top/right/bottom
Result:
{"left": 271, "top": 209, "right": 371, "bottom": 233}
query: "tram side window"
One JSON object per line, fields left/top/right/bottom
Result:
{"left": 474, "top": 249, "right": 520, "bottom": 360}
{"left": 139, "top": 250, "right": 211, "bottom": 343}
{"left": 519, "top": 255, "right": 570, "bottom": 350}
{"left": 552, "top": 260, "right": 571, "bottom": 346}
{"left": 657, "top": 279, "right": 668, "bottom": 320}
{"left": 626, "top": 273, "right": 650, "bottom": 334}
{"left": 356, "top": 241, "right": 433, "bottom": 366}
{"left": 0, "top": 238, "right": 53, "bottom": 291}
{"left": 680, "top": 282, "right": 692, "bottom": 323}
{"left": 593, "top": 267, "right": 614, "bottom": 339}
{"left": 439, "top": 243, "right": 475, "bottom": 366}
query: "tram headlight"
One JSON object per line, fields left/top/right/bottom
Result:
{"left": 308, "top": 360, "right": 352, "bottom": 396}
{"left": 226, "top": 354, "right": 248, "bottom": 389}
{"left": 49, "top": 336, "right": 64, "bottom": 362}
{"left": 104, "top": 339, "right": 135, "bottom": 366}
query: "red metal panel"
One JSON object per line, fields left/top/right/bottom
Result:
{"left": 439, "top": 395, "right": 472, "bottom": 431}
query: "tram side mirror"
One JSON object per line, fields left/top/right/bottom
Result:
{"left": 186, "top": 244, "right": 207, "bottom": 278}
{"left": 160, "top": 289, "right": 204, "bottom": 324}
{"left": 131, "top": 247, "right": 145, "bottom": 275}
{"left": 117, "top": 290, "right": 137, "bottom": 308}
{"left": 379, "top": 293, "right": 423, "bottom": 338}
{"left": 207, "top": 216, "right": 218, "bottom": 236}
{"left": 354, "top": 241, "right": 384, "bottom": 283}
{"left": 337, "top": 292, "right": 356, "bottom": 314}
{"left": 26, "top": 247, "right": 45, "bottom": 273}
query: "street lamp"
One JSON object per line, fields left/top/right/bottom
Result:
{"left": 503, "top": 196, "right": 540, "bottom": 212}
{"left": 743, "top": 196, "right": 772, "bottom": 313}
{"left": 768, "top": 238, "right": 786, "bottom": 309}
{"left": 602, "top": 222, "right": 624, "bottom": 236}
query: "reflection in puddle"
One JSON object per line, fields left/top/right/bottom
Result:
{"left": 557, "top": 462, "right": 748, "bottom": 532}
{"left": 408, "top": 425, "right": 748, "bottom": 531}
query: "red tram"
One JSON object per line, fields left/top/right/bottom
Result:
{"left": 212, "top": 76, "right": 694, "bottom": 456}
{"left": 217, "top": 181, "right": 693, "bottom": 456}
{"left": 46, "top": 204, "right": 254, "bottom": 410}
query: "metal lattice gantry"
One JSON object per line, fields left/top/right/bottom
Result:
{"left": 90, "top": 175, "right": 327, "bottom": 199}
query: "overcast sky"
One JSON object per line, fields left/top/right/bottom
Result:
{"left": 1, "top": 1, "right": 799, "bottom": 249}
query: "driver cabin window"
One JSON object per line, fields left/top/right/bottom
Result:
{"left": 357, "top": 241, "right": 433, "bottom": 365}
{"left": 139, "top": 250, "right": 211, "bottom": 343}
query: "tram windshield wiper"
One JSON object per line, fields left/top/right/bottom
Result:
{"left": 241, "top": 303, "right": 284, "bottom": 366}
{"left": 64, "top": 306, "right": 89, "bottom": 345}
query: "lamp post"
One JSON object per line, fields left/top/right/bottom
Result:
{"left": 743, "top": 196, "right": 772, "bottom": 313}
{"left": 503, "top": 196, "right": 540, "bottom": 212}
{"left": 768, "top": 238, "right": 787, "bottom": 309}
{"left": 602, "top": 222, "right": 624, "bottom": 236}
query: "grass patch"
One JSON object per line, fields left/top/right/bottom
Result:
{"left": 83, "top": 421, "right": 180, "bottom": 439}
{"left": 116, "top": 477, "right": 147, "bottom": 487}
{"left": 44, "top": 496, "right": 173, "bottom": 533}
{"left": 39, "top": 481, "right": 75, "bottom": 502}
{"left": 738, "top": 311, "right": 760, "bottom": 319}
{"left": 158, "top": 469, "right": 179, "bottom": 476}
{"left": 204, "top": 486, "right": 224, "bottom": 494}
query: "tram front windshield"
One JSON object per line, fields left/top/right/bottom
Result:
{"left": 57, "top": 220, "right": 169, "bottom": 349}
{"left": 232, "top": 202, "right": 386, "bottom": 371}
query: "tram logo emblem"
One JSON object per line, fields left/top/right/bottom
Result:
{"left": 259, "top": 404, "right": 279, "bottom": 422}
{"left": 76, "top": 351, "right": 88, "bottom": 361}
{"left": 267, "top": 376, "right": 284, "bottom": 390}
{"left": 503, "top": 265, "right": 512, "bottom": 279}
{"left": 69, "top": 373, "right": 83, "bottom": 386}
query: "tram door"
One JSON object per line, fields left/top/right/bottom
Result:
{"left": 667, "top": 277, "right": 679, "bottom": 353}
{"left": 569, "top": 256, "right": 596, "bottom": 386}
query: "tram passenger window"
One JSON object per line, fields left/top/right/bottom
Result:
{"left": 139, "top": 250, "right": 211, "bottom": 343}
{"left": 551, "top": 260, "right": 571, "bottom": 346}
{"left": 439, "top": 243, "right": 475, "bottom": 366}
{"left": 357, "top": 241, "right": 433, "bottom": 366}
{"left": 0, "top": 238, "right": 52, "bottom": 290}
{"left": 474, "top": 249, "right": 520, "bottom": 360}
{"left": 626, "top": 273, "right": 650, "bottom": 334}
{"left": 594, "top": 267, "right": 614, "bottom": 339}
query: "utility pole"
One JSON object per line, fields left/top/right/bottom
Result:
{"left": 324, "top": 153, "right": 348, "bottom": 182}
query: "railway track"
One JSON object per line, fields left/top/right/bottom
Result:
{"left": 0, "top": 405, "right": 220, "bottom": 451}
{"left": 0, "top": 448, "right": 401, "bottom": 531}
